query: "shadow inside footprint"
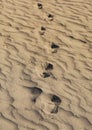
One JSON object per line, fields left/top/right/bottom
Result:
{"left": 48, "top": 14, "right": 54, "bottom": 21}
{"left": 51, "top": 95, "right": 61, "bottom": 104}
{"left": 42, "top": 72, "right": 51, "bottom": 78}
{"left": 45, "top": 63, "right": 53, "bottom": 70}
{"left": 31, "top": 87, "right": 43, "bottom": 103}
{"left": 37, "top": 3, "right": 43, "bottom": 9}
{"left": 31, "top": 87, "right": 42, "bottom": 95}
{"left": 69, "top": 35, "right": 74, "bottom": 39}
{"left": 51, "top": 43, "right": 59, "bottom": 49}
{"left": 41, "top": 26, "right": 46, "bottom": 31}
{"left": 40, "top": 26, "right": 46, "bottom": 35}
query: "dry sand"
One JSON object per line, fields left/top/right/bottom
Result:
{"left": 0, "top": 0, "right": 92, "bottom": 130}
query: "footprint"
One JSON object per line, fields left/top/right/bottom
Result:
{"left": 45, "top": 63, "right": 53, "bottom": 70}
{"left": 48, "top": 14, "right": 54, "bottom": 21}
{"left": 30, "top": 87, "right": 43, "bottom": 102}
{"left": 42, "top": 72, "right": 51, "bottom": 78}
{"left": 51, "top": 94, "right": 61, "bottom": 105}
{"left": 69, "top": 35, "right": 74, "bottom": 39}
{"left": 30, "top": 87, "right": 43, "bottom": 95}
{"left": 50, "top": 94, "right": 61, "bottom": 113}
{"left": 37, "top": 3, "right": 43, "bottom": 9}
{"left": 42, "top": 63, "right": 53, "bottom": 78}
{"left": 35, "top": 93, "right": 61, "bottom": 114}
{"left": 41, "top": 26, "right": 46, "bottom": 31}
{"left": 51, "top": 43, "right": 59, "bottom": 49}
{"left": 40, "top": 26, "right": 46, "bottom": 35}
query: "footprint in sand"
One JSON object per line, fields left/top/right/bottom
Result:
{"left": 45, "top": 63, "right": 53, "bottom": 70}
{"left": 42, "top": 72, "right": 51, "bottom": 78}
{"left": 34, "top": 92, "right": 61, "bottom": 114}
{"left": 51, "top": 94, "right": 61, "bottom": 105}
{"left": 30, "top": 87, "right": 43, "bottom": 95}
{"left": 50, "top": 94, "right": 61, "bottom": 113}
{"left": 40, "top": 26, "right": 46, "bottom": 35}
{"left": 37, "top": 3, "right": 43, "bottom": 9}
{"left": 41, "top": 63, "right": 54, "bottom": 78}
{"left": 51, "top": 42, "right": 59, "bottom": 49}
{"left": 30, "top": 87, "right": 43, "bottom": 102}
{"left": 48, "top": 14, "right": 54, "bottom": 21}
{"left": 51, "top": 42, "right": 59, "bottom": 53}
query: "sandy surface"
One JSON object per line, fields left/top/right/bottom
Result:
{"left": 0, "top": 0, "right": 92, "bottom": 130}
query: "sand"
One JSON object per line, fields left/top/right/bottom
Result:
{"left": 0, "top": 0, "right": 92, "bottom": 130}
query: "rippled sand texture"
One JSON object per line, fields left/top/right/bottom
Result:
{"left": 0, "top": 0, "right": 92, "bottom": 130}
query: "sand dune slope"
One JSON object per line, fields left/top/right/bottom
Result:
{"left": 0, "top": 0, "right": 92, "bottom": 130}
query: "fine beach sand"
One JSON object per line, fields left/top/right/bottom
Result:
{"left": 0, "top": 0, "right": 92, "bottom": 130}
